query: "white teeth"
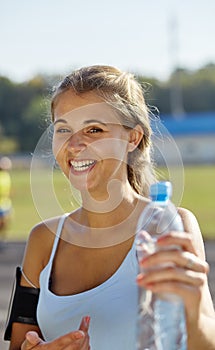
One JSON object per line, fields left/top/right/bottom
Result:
{"left": 70, "top": 160, "right": 95, "bottom": 172}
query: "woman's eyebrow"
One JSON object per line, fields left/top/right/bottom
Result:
{"left": 53, "top": 118, "right": 67, "bottom": 125}
{"left": 53, "top": 118, "right": 108, "bottom": 127}
{"left": 83, "top": 119, "right": 107, "bottom": 126}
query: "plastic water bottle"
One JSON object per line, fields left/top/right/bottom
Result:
{"left": 135, "top": 181, "right": 187, "bottom": 350}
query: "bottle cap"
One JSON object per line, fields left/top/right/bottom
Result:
{"left": 150, "top": 181, "right": 172, "bottom": 201}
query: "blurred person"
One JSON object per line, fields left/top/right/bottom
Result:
{"left": 0, "top": 156, "right": 12, "bottom": 235}
{"left": 4, "top": 65, "right": 215, "bottom": 350}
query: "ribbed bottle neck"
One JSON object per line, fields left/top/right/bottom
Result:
{"left": 150, "top": 194, "right": 170, "bottom": 202}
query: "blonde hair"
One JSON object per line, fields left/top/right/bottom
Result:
{"left": 51, "top": 65, "right": 156, "bottom": 196}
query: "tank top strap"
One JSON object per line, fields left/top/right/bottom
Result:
{"left": 48, "top": 213, "right": 68, "bottom": 263}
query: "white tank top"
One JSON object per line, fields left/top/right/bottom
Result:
{"left": 37, "top": 214, "right": 139, "bottom": 350}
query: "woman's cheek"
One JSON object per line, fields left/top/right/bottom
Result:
{"left": 52, "top": 136, "right": 66, "bottom": 159}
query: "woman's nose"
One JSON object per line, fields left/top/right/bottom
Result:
{"left": 67, "top": 132, "right": 87, "bottom": 153}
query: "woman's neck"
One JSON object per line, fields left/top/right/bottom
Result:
{"left": 80, "top": 180, "right": 140, "bottom": 225}
{"left": 66, "top": 193, "right": 147, "bottom": 248}
{"left": 64, "top": 183, "right": 149, "bottom": 248}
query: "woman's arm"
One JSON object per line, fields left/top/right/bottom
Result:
{"left": 8, "top": 219, "right": 91, "bottom": 350}
{"left": 8, "top": 219, "right": 56, "bottom": 350}
{"left": 137, "top": 207, "right": 215, "bottom": 350}
{"left": 179, "top": 208, "right": 215, "bottom": 318}
{"left": 180, "top": 208, "right": 215, "bottom": 350}
{"left": 9, "top": 323, "right": 42, "bottom": 350}
{"left": 10, "top": 317, "right": 90, "bottom": 350}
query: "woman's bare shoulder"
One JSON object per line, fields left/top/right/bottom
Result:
{"left": 21, "top": 215, "right": 64, "bottom": 287}
{"left": 178, "top": 207, "right": 201, "bottom": 233}
{"left": 28, "top": 216, "right": 62, "bottom": 249}
{"left": 178, "top": 207, "right": 206, "bottom": 260}
{"left": 28, "top": 216, "right": 62, "bottom": 245}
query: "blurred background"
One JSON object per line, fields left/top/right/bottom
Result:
{"left": 0, "top": 0, "right": 215, "bottom": 240}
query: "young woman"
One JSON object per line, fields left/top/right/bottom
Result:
{"left": 5, "top": 65, "right": 215, "bottom": 350}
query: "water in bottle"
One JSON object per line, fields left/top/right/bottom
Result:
{"left": 135, "top": 181, "right": 187, "bottom": 350}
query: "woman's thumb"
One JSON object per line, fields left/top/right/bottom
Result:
{"left": 79, "top": 316, "right": 91, "bottom": 333}
{"left": 24, "top": 331, "right": 43, "bottom": 348}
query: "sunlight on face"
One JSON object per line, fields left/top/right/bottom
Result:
{"left": 52, "top": 100, "right": 132, "bottom": 196}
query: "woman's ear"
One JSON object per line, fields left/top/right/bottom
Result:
{"left": 128, "top": 124, "right": 144, "bottom": 152}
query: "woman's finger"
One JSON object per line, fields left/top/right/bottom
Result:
{"left": 137, "top": 266, "right": 207, "bottom": 288}
{"left": 140, "top": 280, "right": 202, "bottom": 308}
{"left": 47, "top": 330, "right": 85, "bottom": 349}
{"left": 63, "top": 333, "right": 90, "bottom": 350}
{"left": 140, "top": 250, "right": 209, "bottom": 274}
{"left": 157, "top": 231, "right": 196, "bottom": 254}
{"left": 79, "top": 316, "right": 91, "bottom": 333}
{"left": 21, "top": 331, "right": 43, "bottom": 350}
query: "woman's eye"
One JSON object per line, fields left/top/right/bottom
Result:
{"left": 56, "top": 128, "right": 71, "bottom": 134}
{"left": 88, "top": 127, "right": 103, "bottom": 134}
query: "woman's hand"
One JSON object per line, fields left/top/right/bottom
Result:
{"left": 136, "top": 231, "right": 209, "bottom": 323}
{"left": 21, "top": 316, "right": 90, "bottom": 350}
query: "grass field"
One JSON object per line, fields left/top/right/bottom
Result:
{"left": 2, "top": 165, "right": 215, "bottom": 240}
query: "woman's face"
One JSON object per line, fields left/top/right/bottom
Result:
{"left": 52, "top": 90, "right": 138, "bottom": 196}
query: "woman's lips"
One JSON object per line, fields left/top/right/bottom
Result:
{"left": 69, "top": 159, "right": 97, "bottom": 173}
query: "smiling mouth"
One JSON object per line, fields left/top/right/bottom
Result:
{"left": 70, "top": 159, "right": 96, "bottom": 172}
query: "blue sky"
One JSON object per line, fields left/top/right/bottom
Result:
{"left": 1, "top": 0, "right": 215, "bottom": 82}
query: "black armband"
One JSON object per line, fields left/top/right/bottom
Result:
{"left": 4, "top": 266, "right": 40, "bottom": 341}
